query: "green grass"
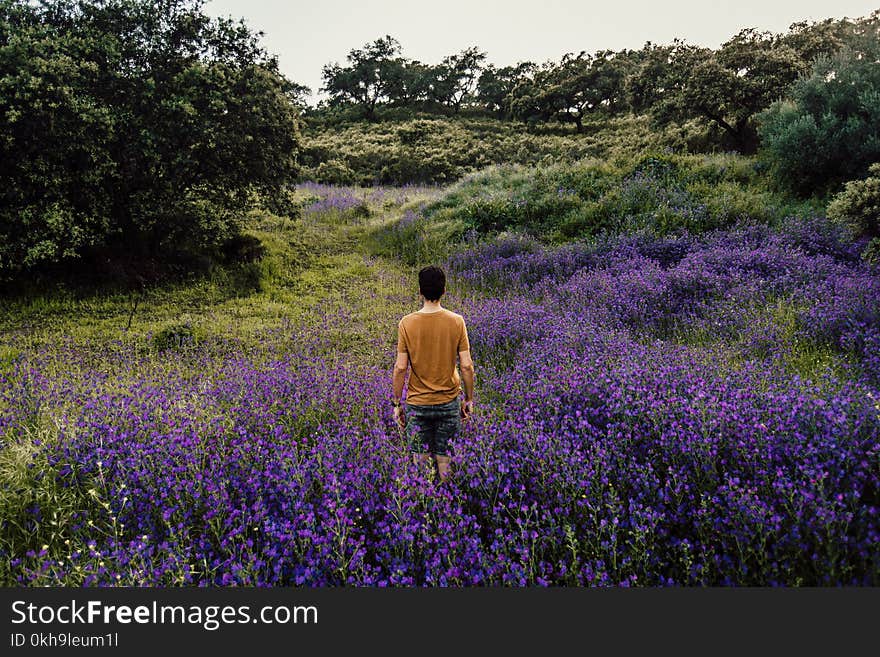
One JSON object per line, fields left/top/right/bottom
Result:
{"left": 366, "top": 203, "right": 468, "bottom": 267}
{"left": 0, "top": 192, "right": 439, "bottom": 362}
{"left": 420, "top": 153, "right": 825, "bottom": 241}
{"left": 0, "top": 415, "right": 110, "bottom": 585}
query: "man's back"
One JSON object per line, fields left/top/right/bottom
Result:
{"left": 397, "top": 309, "right": 470, "bottom": 406}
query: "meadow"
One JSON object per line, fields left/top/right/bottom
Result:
{"left": 1, "top": 162, "right": 878, "bottom": 586}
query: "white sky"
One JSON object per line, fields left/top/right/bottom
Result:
{"left": 203, "top": 0, "right": 878, "bottom": 103}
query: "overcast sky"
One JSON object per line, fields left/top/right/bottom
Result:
{"left": 203, "top": 1, "right": 878, "bottom": 103}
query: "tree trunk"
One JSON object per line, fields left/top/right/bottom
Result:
{"left": 702, "top": 108, "right": 758, "bottom": 153}
{"left": 734, "top": 120, "right": 758, "bottom": 154}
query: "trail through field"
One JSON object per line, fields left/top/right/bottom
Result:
{"left": 0, "top": 194, "right": 427, "bottom": 368}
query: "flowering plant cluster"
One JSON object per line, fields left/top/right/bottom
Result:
{"left": 1, "top": 195, "right": 878, "bottom": 586}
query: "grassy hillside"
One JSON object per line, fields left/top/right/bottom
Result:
{"left": 371, "top": 152, "right": 831, "bottom": 267}
{"left": 298, "top": 113, "right": 719, "bottom": 185}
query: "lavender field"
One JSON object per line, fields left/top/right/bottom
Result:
{"left": 1, "top": 177, "right": 879, "bottom": 586}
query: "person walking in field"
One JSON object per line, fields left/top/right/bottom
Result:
{"left": 392, "top": 266, "right": 475, "bottom": 481}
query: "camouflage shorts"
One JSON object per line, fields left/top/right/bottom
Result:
{"left": 404, "top": 398, "right": 461, "bottom": 456}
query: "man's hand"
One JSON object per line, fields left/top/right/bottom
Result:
{"left": 460, "top": 399, "right": 474, "bottom": 421}
{"left": 393, "top": 404, "right": 406, "bottom": 429}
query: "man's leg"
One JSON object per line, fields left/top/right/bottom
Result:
{"left": 406, "top": 403, "right": 437, "bottom": 476}
{"left": 432, "top": 399, "right": 461, "bottom": 483}
{"left": 412, "top": 452, "right": 433, "bottom": 471}
{"left": 434, "top": 454, "right": 452, "bottom": 482}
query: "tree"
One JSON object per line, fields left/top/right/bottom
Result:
{"left": 758, "top": 20, "right": 880, "bottom": 196}
{"left": 321, "top": 35, "right": 401, "bottom": 119}
{"left": 476, "top": 62, "right": 536, "bottom": 118}
{"left": 544, "top": 52, "right": 600, "bottom": 132}
{"left": 509, "top": 51, "right": 631, "bottom": 132}
{"left": 431, "top": 46, "right": 487, "bottom": 113}
{"left": 285, "top": 80, "right": 313, "bottom": 109}
{"left": 0, "top": 0, "right": 302, "bottom": 281}
{"left": 585, "top": 49, "right": 634, "bottom": 115}
{"left": 623, "top": 41, "right": 680, "bottom": 114}
{"left": 508, "top": 71, "right": 551, "bottom": 128}
{"left": 642, "top": 29, "right": 804, "bottom": 153}
{"left": 779, "top": 16, "right": 857, "bottom": 63}
{"left": 384, "top": 58, "right": 433, "bottom": 106}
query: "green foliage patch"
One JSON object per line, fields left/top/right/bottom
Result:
{"left": 0, "top": 0, "right": 302, "bottom": 284}
{"left": 299, "top": 115, "right": 713, "bottom": 186}
{"left": 827, "top": 163, "right": 880, "bottom": 239}
{"left": 758, "top": 32, "right": 880, "bottom": 196}
{"left": 419, "top": 153, "right": 821, "bottom": 241}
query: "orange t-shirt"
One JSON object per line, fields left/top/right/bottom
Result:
{"left": 397, "top": 308, "right": 470, "bottom": 406}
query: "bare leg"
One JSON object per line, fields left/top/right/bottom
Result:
{"left": 412, "top": 452, "right": 432, "bottom": 474}
{"left": 435, "top": 455, "right": 451, "bottom": 482}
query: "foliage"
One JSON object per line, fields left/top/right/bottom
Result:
{"left": 298, "top": 114, "right": 716, "bottom": 185}
{"left": 431, "top": 46, "right": 487, "bottom": 114}
{"left": 863, "top": 238, "right": 880, "bottom": 265}
{"left": 151, "top": 322, "right": 199, "bottom": 351}
{"left": 510, "top": 50, "right": 633, "bottom": 132}
{"left": 476, "top": 62, "right": 536, "bottom": 118}
{"left": 827, "top": 164, "right": 880, "bottom": 267}
{"left": 320, "top": 37, "right": 489, "bottom": 118}
{"left": 0, "top": 0, "right": 301, "bottom": 282}
{"left": 307, "top": 13, "right": 875, "bottom": 150}
{"left": 320, "top": 35, "right": 403, "bottom": 119}
{"left": 758, "top": 22, "right": 880, "bottom": 196}
{"left": 420, "top": 153, "right": 820, "bottom": 240}
{"left": 638, "top": 30, "right": 805, "bottom": 154}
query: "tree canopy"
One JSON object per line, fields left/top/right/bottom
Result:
{"left": 0, "top": 0, "right": 302, "bottom": 282}
{"left": 321, "top": 35, "right": 402, "bottom": 119}
{"left": 758, "top": 16, "right": 880, "bottom": 195}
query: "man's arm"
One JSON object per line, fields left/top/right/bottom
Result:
{"left": 392, "top": 351, "right": 409, "bottom": 403}
{"left": 459, "top": 349, "right": 475, "bottom": 418}
{"left": 392, "top": 350, "right": 409, "bottom": 429}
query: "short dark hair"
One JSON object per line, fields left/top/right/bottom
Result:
{"left": 418, "top": 266, "right": 446, "bottom": 301}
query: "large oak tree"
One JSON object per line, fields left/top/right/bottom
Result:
{"left": 0, "top": 0, "right": 302, "bottom": 280}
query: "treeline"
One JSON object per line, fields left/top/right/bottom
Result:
{"left": 316, "top": 13, "right": 879, "bottom": 154}
{"left": 0, "top": 0, "right": 301, "bottom": 285}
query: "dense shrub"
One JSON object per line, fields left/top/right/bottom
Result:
{"left": 421, "top": 153, "right": 820, "bottom": 240}
{"left": 757, "top": 33, "right": 880, "bottom": 196}
{"left": 298, "top": 115, "right": 714, "bottom": 186}
{"left": 864, "top": 239, "right": 880, "bottom": 265}
{"left": 827, "top": 163, "right": 880, "bottom": 239}
{"left": 151, "top": 323, "right": 199, "bottom": 352}
{"left": 0, "top": 0, "right": 301, "bottom": 282}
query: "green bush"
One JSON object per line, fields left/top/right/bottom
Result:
{"left": 757, "top": 36, "right": 880, "bottom": 196}
{"left": 863, "top": 238, "right": 880, "bottom": 265}
{"left": 827, "top": 163, "right": 880, "bottom": 239}
{"left": 151, "top": 323, "right": 199, "bottom": 352}
{"left": 313, "top": 160, "right": 358, "bottom": 186}
{"left": 298, "top": 114, "right": 714, "bottom": 186}
{"left": 0, "top": 0, "right": 301, "bottom": 282}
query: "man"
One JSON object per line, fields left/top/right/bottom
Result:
{"left": 392, "top": 265, "right": 475, "bottom": 481}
